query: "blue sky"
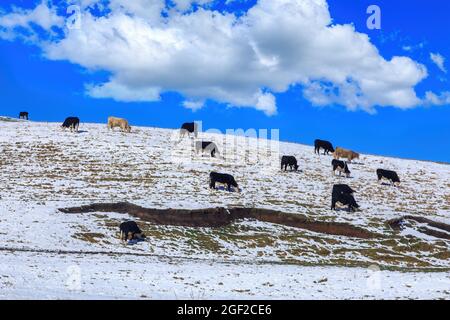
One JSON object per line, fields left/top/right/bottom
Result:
{"left": 0, "top": 0, "right": 449, "bottom": 163}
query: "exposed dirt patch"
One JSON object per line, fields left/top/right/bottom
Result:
{"left": 73, "top": 232, "right": 107, "bottom": 244}
{"left": 387, "top": 216, "right": 450, "bottom": 240}
{"left": 59, "top": 202, "right": 380, "bottom": 239}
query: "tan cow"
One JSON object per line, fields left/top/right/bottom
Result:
{"left": 333, "top": 147, "right": 360, "bottom": 162}
{"left": 107, "top": 117, "right": 131, "bottom": 133}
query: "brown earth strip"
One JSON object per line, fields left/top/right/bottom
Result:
{"left": 387, "top": 216, "right": 450, "bottom": 240}
{"left": 59, "top": 202, "right": 379, "bottom": 239}
{"left": 418, "top": 227, "right": 450, "bottom": 240}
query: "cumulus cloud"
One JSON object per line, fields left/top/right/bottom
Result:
{"left": 87, "top": 79, "right": 161, "bottom": 102}
{"left": 183, "top": 99, "right": 205, "bottom": 111}
{"left": 430, "top": 52, "right": 447, "bottom": 73}
{"left": 0, "top": 1, "right": 63, "bottom": 40}
{"left": 0, "top": 0, "right": 432, "bottom": 114}
{"left": 424, "top": 91, "right": 450, "bottom": 106}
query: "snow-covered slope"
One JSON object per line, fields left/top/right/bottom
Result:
{"left": 0, "top": 120, "right": 449, "bottom": 299}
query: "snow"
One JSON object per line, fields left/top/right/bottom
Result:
{"left": 1, "top": 251, "right": 449, "bottom": 300}
{"left": 0, "top": 120, "right": 449, "bottom": 299}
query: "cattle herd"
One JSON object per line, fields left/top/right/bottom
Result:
{"left": 16, "top": 113, "right": 403, "bottom": 242}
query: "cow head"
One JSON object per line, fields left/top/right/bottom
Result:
{"left": 135, "top": 232, "right": 146, "bottom": 240}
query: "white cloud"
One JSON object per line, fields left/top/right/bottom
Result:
{"left": 0, "top": 0, "right": 431, "bottom": 114}
{"left": 172, "top": 0, "right": 214, "bottom": 11}
{"left": 430, "top": 52, "right": 447, "bottom": 73}
{"left": 183, "top": 99, "right": 205, "bottom": 111}
{"left": 87, "top": 79, "right": 161, "bottom": 102}
{"left": 424, "top": 91, "right": 450, "bottom": 106}
{"left": 0, "top": 1, "right": 63, "bottom": 38}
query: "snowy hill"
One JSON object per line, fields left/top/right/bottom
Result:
{"left": 0, "top": 120, "right": 449, "bottom": 299}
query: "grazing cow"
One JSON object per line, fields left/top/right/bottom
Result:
{"left": 209, "top": 172, "right": 240, "bottom": 192}
{"left": 331, "top": 193, "right": 360, "bottom": 212}
{"left": 314, "top": 139, "right": 334, "bottom": 155}
{"left": 196, "top": 141, "right": 220, "bottom": 158}
{"left": 333, "top": 147, "right": 360, "bottom": 162}
{"left": 119, "top": 221, "right": 146, "bottom": 242}
{"left": 107, "top": 116, "right": 131, "bottom": 133}
{"left": 377, "top": 169, "right": 400, "bottom": 186}
{"left": 61, "top": 117, "right": 80, "bottom": 132}
{"left": 19, "top": 112, "right": 29, "bottom": 120}
{"left": 281, "top": 156, "right": 299, "bottom": 171}
{"left": 332, "top": 184, "right": 355, "bottom": 196}
{"left": 331, "top": 184, "right": 359, "bottom": 211}
{"left": 332, "top": 159, "right": 350, "bottom": 178}
{"left": 180, "top": 122, "right": 198, "bottom": 139}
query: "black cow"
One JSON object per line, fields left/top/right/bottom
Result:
{"left": 331, "top": 184, "right": 359, "bottom": 211}
{"left": 332, "top": 159, "right": 350, "bottom": 178}
{"left": 61, "top": 117, "right": 80, "bottom": 132}
{"left": 119, "top": 221, "right": 146, "bottom": 242}
{"left": 331, "top": 193, "right": 360, "bottom": 212}
{"left": 377, "top": 169, "right": 400, "bottom": 186}
{"left": 180, "top": 122, "right": 198, "bottom": 138}
{"left": 196, "top": 141, "right": 219, "bottom": 158}
{"left": 19, "top": 112, "right": 29, "bottom": 120}
{"left": 314, "top": 139, "right": 334, "bottom": 155}
{"left": 281, "top": 156, "right": 299, "bottom": 171}
{"left": 209, "top": 172, "right": 240, "bottom": 192}
{"left": 332, "top": 184, "right": 355, "bottom": 196}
